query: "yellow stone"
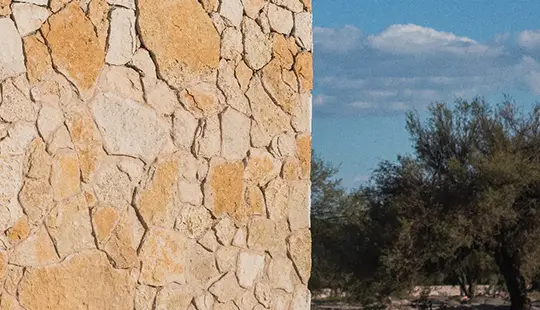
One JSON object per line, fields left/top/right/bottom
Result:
{"left": 199, "top": 0, "right": 218, "bottom": 12}
{"left": 0, "top": 293, "right": 23, "bottom": 310}
{"left": 137, "top": 0, "right": 220, "bottom": 89}
{"left": 10, "top": 226, "right": 59, "bottom": 267}
{"left": 51, "top": 149, "right": 80, "bottom": 201}
{"left": 91, "top": 205, "right": 120, "bottom": 244}
{"left": 18, "top": 250, "right": 135, "bottom": 309}
{"left": 272, "top": 34, "right": 298, "bottom": 69}
{"left": 296, "top": 135, "right": 311, "bottom": 179}
{"left": 294, "top": 52, "right": 313, "bottom": 93}
{"left": 301, "top": 0, "right": 312, "bottom": 11}
{"left": 0, "top": 0, "right": 11, "bottom": 16}
{"left": 102, "top": 213, "right": 139, "bottom": 269}
{"left": 208, "top": 160, "right": 244, "bottom": 217}
{"left": 282, "top": 157, "right": 302, "bottom": 181}
{"left": 19, "top": 178, "right": 54, "bottom": 224}
{"left": 262, "top": 59, "right": 297, "bottom": 114}
{"left": 23, "top": 33, "right": 54, "bottom": 84}
{"left": 235, "top": 60, "right": 253, "bottom": 92}
{"left": 6, "top": 216, "right": 30, "bottom": 242}
{"left": 136, "top": 157, "right": 179, "bottom": 228}
{"left": 41, "top": 1, "right": 105, "bottom": 93}
{"left": 50, "top": 0, "right": 72, "bottom": 12}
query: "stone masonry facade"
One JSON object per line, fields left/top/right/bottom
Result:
{"left": 0, "top": 0, "right": 312, "bottom": 308}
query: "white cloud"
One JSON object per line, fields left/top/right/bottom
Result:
{"left": 367, "top": 24, "right": 498, "bottom": 56}
{"left": 349, "top": 101, "right": 372, "bottom": 109}
{"left": 519, "top": 30, "right": 540, "bottom": 49}
{"left": 314, "top": 25, "right": 362, "bottom": 53}
{"left": 353, "top": 175, "right": 370, "bottom": 183}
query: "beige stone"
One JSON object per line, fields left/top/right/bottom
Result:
{"left": 194, "top": 293, "right": 215, "bottom": 310}
{"left": 0, "top": 18, "right": 26, "bottom": 81}
{"left": 23, "top": 33, "right": 54, "bottom": 84}
{"left": 10, "top": 225, "right": 59, "bottom": 267}
{"left": 200, "top": 0, "right": 218, "bottom": 12}
{"left": 271, "top": 289, "right": 293, "bottom": 310}
{"left": 262, "top": 59, "right": 297, "bottom": 114}
{"left": 195, "top": 115, "right": 221, "bottom": 158}
{"left": 0, "top": 121, "right": 37, "bottom": 155}
{"left": 214, "top": 216, "right": 236, "bottom": 246}
{"left": 292, "top": 93, "right": 311, "bottom": 133}
{"left": 4, "top": 265, "right": 23, "bottom": 295}
{"left": 92, "top": 205, "right": 120, "bottom": 244}
{"left": 138, "top": 228, "right": 188, "bottom": 286}
{"left": 264, "top": 178, "right": 289, "bottom": 222}
{"left": 271, "top": 0, "right": 303, "bottom": 12}
{"left": 215, "top": 301, "right": 239, "bottom": 310}
{"left": 198, "top": 229, "right": 219, "bottom": 252}
{"left": 242, "top": 18, "right": 272, "bottom": 70}
{"left": 296, "top": 134, "right": 311, "bottom": 178}
{"left": 87, "top": 0, "right": 110, "bottom": 48}
{"left": 138, "top": 0, "right": 220, "bottom": 89}
{"left": 136, "top": 156, "right": 179, "bottom": 228}
{"left": 0, "top": 250, "right": 7, "bottom": 279}
{"left": 12, "top": 3, "right": 50, "bottom": 37}
{"left": 131, "top": 48, "right": 157, "bottom": 81}
{"left": 0, "top": 0, "right": 11, "bottom": 16}
{"left": 98, "top": 65, "right": 144, "bottom": 103}
{"left": 117, "top": 157, "right": 145, "bottom": 182}
{"left": 245, "top": 148, "right": 281, "bottom": 186}
{"left": 235, "top": 289, "right": 259, "bottom": 309}
{"left": 291, "top": 285, "right": 311, "bottom": 309}
{"left": 293, "top": 12, "right": 312, "bottom": 50}
{"left": 255, "top": 282, "right": 272, "bottom": 307}
{"left": 270, "top": 133, "right": 297, "bottom": 158}
{"left": 155, "top": 283, "right": 194, "bottom": 310}
{"left": 106, "top": 7, "right": 136, "bottom": 65}
{"left": 218, "top": 60, "right": 251, "bottom": 116}
{"left": 135, "top": 285, "right": 158, "bottom": 310}
{"left": 220, "top": 0, "right": 243, "bottom": 27}
{"left": 93, "top": 162, "right": 133, "bottom": 208}
{"left": 0, "top": 77, "right": 37, "bottom": 123}
{"left": 146, "top": 80, "right": 179, "bottom": 116}
{"left": 288, "top": 229, "right": 311, "bottom": 283}
{"left": 300, "top": 0, "right": 311, "bottom": 11}
{"left": 209, "top": 272, "right": 244, "bottom": 303}
{"left": 41, "top": 2, "right": 105, "bottom": 93}
{"left": 101, "top": 209, "right": 140, "bottom": 269}
{"left": 247, "top": 216, "right": 283, "bottom": 255}
{"left": 187, "top": 243, "right": 220, "bottom": 288}
{"left": 221, "top": 27, "right": 243, "bottom": 62}
{"left": 0, "top": 293, "right": 24, "bottom": 310}
{"left": 176, "top": 204, "right": 213, "bottom": 239}
{"left": 172, "top": 106, "right": 198, "bottom": 150}
{"left": 51, "top": 149, "right": 80, "bottom": 203}
{"left": 267, "top": 3, "right": 293, "bottom": 35}
{"left": 5, "top": 216, "right": 30, "bottom": 243}
{"left": 245, "top": 185, "right": 265, "bottom": 217}
{"left": 216, "top": 246, "right": 239, "bottom": 273}
{"left": 235, "top": 60, "right": 253, "bottom": 91}
{"left": 221, "top": 107, "right": 251, "bottom": 160}
{"left": 242, "top": 0, "right": 265, "bottom": 19}
{"left": 269, "top": 256, "right": 295, "bottom": 292}
{"left": 25, "top": 138, "right": 52, "bottom": 179}
{"left": 282, "top": 157, "right": 302, "bottom": 180}
{"left": 288, "top": 180, "right": 310, "bottom": 231}
{"left": 46, "top": 194, "right": 95, "bottom": 258}
{"left": 232, "top": 227, "right": 247, "bottom": 248}
{"left": 49, "top": 0, "right": 72, "bottom": 12}
{"left": 273, "top": 34, "right": 299, "bottom": 69}
{"left": 179, "top": 83, "right": 224, "bottom": 118}
{"left": 19, "top": 250, "right": 136, "bottom": 309}
{"left": 294, "top": 52, "right": 313, "bottom": 93}
{"left": 237, "top": 250, "right": 265, "bottom": 288}
{"left": 19, "top": 177, "right": 54, "bottom": 224}
{"left": 37, "top": 104, "right": 64, "bottom": 142}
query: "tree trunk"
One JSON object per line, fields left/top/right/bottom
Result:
{"left": 494, "top": 249, "right": 530, "bottom": 310}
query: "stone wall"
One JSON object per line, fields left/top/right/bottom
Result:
{"left": 0, "top": 0, "right": 312, "bottom": 308}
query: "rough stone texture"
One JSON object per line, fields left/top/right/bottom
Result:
{"left": 0, "top": 0, "right": 311, "bottom": 307}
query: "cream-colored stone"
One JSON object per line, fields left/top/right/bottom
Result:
{"left": 257, "top": 5, "right": 271, "bottom": 34}
{"left": 94, "top": 162, "right": 133, "bottom": 208}
{"left": 288, "top": 229, "right": 311, "bottom": 284}
{"left": 215, "top": 245, "right": 239, "bottom": 273}
{"left": 5, "top": 216, "right": 29, "bottom": 243}
{"left": 87, "top": 0, "right": 109, "bottom": 48}
{"left": 0, "top": 121, "right": 37, "bottom": 155}
{"left": 288, "top": 180, "right": 310, "bottom": 231}
{"left": 221, "top": 108, "right": 251, "bottom": 160}
{"left": 18, "top": 250, "right": 136, "bottom": 309}
{"left": 106, "top": 0, "right": 134, "bottom": 9}
{"left": 4, "top": 265, "right": 23, "bottom": 295}
{"left": 242, "top": 18, "right": 272, "bottom": 70}
{"left": 265, "top": 178, "right": 290, "bottom": 222}
{"left": 211, "top": 12, "right": 226, "bottom": 34}
{"left": 200, "top": 0, "right": 218, "bottom": 12}
{"left": 214, "top": 216, "right": 236, "bottom": 245}
{"left": 245, "top": 148, "right": 281, "bottom": 186}
{"left": 282, "top": 157, "right": 302, "bottom": 180}
{"left": 0, "top": 293, "right": 24, "bottom": 310}
{"left": 25, "top": 138, "right": 51, "bottom": 179}
{"left": 187, "top": 243, "right": 220, "bottom": 288}
{"left": 0, "top": 250, "right": 7, "bottom": 279}
{"left": 235, "top": 289, "right": 259, "bottom": 309}
{"left": 179, "top": 83, "right": 224, "bottom": 118}
{"left": 138, "top": 0, "right": 220, "bottom": 89}
{"left": 0, "top": 0, "right": 11, "bottom": 16}
{"left": 178, "top": 180, "right": 203, "bottom": 205}
{"left": 0, "top": 77, "right": 37, "bottom": 123}
{"left": 135, "top": 285, "right": 158, "bottom": 310}
{"left": 235, "top": 60, "right": 253, "bottom": 92}
{"left": 262, "top": 59, "right": 297, "bottom": 114}
{"left": 172, "top": 106, "right": 198, "bottom": 150}
{"left": 29, "top": 72, "right": 76, "bottom": 106}
{"left": 300, "top": 0, "right": 311, "bottom": 11}
{"left": 23, "top": 33, "right": 54, "bottom": 84}
{"left": 155, "top": 283, "right": 194, "bottom": 310}
{"left": 296, "top": 134, "right": 311, "bottom": 178}
{"left": 37, "top": 104, "right": 63, "bottom": 142}
{"left": 218, "top": 60, "right": 251, "bottom": 116}
{"left": 92, "top": 205, "right": 120, "bottom": 245}
{"left": 91, "top": 92, "right": 169, "bottom": 163}
{"left": 131, "top": 48, "right": 157, "bottom": 81}
{"left": 237, "top": 250, "right": 265, "bottom": 288}
{"left": 12, "top": 3, "right": 50, "bottom": 37}
{"left": 255, "top": 282, "right": 272, "bottom": 307}
{"left": 198, "top": 229, "right": 219, "bottom": 252}
{"left": 135, "top": 156, "right": 179, "bottom": 228}
{"left": 176, "top": 206, "right": 214, "bottom": 241}
{"left": 271, "top": 0, "right": 303, "bottom": 12}
{"left": 291, "top": 285, "right": 311, "bottom": 309}
{"left": 244, "top": 185, "right": 265, "bottom": 216}
{"left": 215, "top": 301, "right": 239, "bottom": 310}
{"left": 146, "top": 80, "right": 179, "bottom": 116}
{"left": 269, "top": 256, "right": 295, "bottom": 292}
{"left": 294, "top": 52, "right": 313, "bottom": 93}
{"left": 267, "top": 3, "right": 293, "bottom": 35}
{"left": 194, "top": 293, "right": 215, "bottom": 310}
{"left": 246, "top": 76, "right": 292, "bottom": 147}
{"left": 247, "top": 216, "right": 285, "bottom": 255}
{"left": 10, "top": 225, "right": 59, "bottom": 267}
{"left": 219, "top": 0, "right": 243, "bottom": 27}
{"left": 221, "top": 27, "right": 243, "bottom": 61}
{"left": 49, "top": 0, "right": 71, "bottom": 12}
{"left": 209, "top": 272, "right": 244, "bottom": 303}
{"left": 46, "top": 125, "right": 74, "bottom": 154}
{"left": 293, "top": 12, "right": 312, "bottom": 50}
{"left": 139, "top": 228, "right": 188, "bottom": 286}
{"left": 242, "top": 0, "right": 265, "bottom": 18}
{"left": 101, "top": 209, "right": 140, "bottom": 268}
{"left": 46, "top": 194, "right": 94, "bottom": 258}
{"left": 271, "top": 290, "right": 293, "bottom": 310}
{"left": 292, "top": 93, "right": 311, "bottom": 133}
{"left": 106, "top": 7, "right": 136, "bottom": 65}
{"left": 117, "top": 157, "right": 145, "bottom": 182}
{"left": 232, "top": 227, "right": 247, "bottom": 248}
{"left": 98, "top": 65, "right": 144, "bottom": 103}
{"left": 195, "top": 115, "right": 221, "bottom": 158}
{"left": 0, "top": 183, "right": 24, "bottom": 233}
{"left": 41, "top": 2, "right": 105, "bottom": 93}
{"left": 270, "top": 133, "right": 297, "bottom": 158}
{"left": 19, "top": 177, "right": 54, "bottom": 224}
{"left": 0, "top": 18, "right": 26, "bottom": 81}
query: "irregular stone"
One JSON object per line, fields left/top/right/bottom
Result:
{"left": 24, "top": 138, "right": 52, "bottom": 179}
{"left": 12, "top": 3, "right": 50, "bottom": 37}
{"left": 262, "top": 59, "right": 297, "bottom": 114}
{"left": 269, "top": 256, "right": 295, "bottom": 292}
{"left": 91, "top": 205, "right": 120, "bottom": 245}
{"left": 98, "top": 65, "right": 144, "bottom": 103}
{"left": 200, "top": 0, "right": 218, "bottom": 12}
{"left": 292, "top": 93, "right": 311, "bottom": 133}
{"left": 172, "top": 107, "right": 198, "bottom": 150}
{"left": 288, "top": 229, "right": 311, "bottom": 283}
{"left": 49, "top": 0, "right": 71, "bottom": 12}
{"left": 46, "top": 125, "right": 74, "bottom": 154}
{"left": 215, "top": 246, "right": 239, "bottom": 273}
{"left": 138, "top": 228, "right": 188, "bottom": 286}
{"left": 214, "top": 216, "right": 236, "bottom": 245}
{"left": 93, "top": 162, "right": 133, "bottom": 208}
{"left": 0, "top": 292, "right": 24, "bottom": 310}
{"left": 242, "top": 0, "right": 265, "bottom": 18}
{"left": 271, "top": 0, "right": 303, "bottom": 12}
{"left": 0, "top": 0, "right": 11, "bottom": 16}
{"left": 46, "top": 194, "right": 94, "bottom": 258}
{"left": 272, "top": 290, "right": 293, "bottom": 310}
{"left": 209, "top": 272, "right": 244, "bottom": 303}
{"left": 135, "top": 156, "right": 179, "bottom": 228}
{"left": 242, "top": 18, "right": 272, "bottom": 70}
{"left": 101, "top": 209, "right": 140, "bottom": 268}
{"left": 18, "top": 250, "right": 136, "bottom": 309}
{"left": 87, "top": 0, "right": 109, "bottom": 48}
{"left": 270, "top": 133, "right": 297, "bottom": 157}
{"left": 23, "top": 33, "right": 54, "bottom": 84}
{"left": 288, "top": 180, "right": 310, "bottom": 231}
{"left": 291, "top": 285, "right": 311, "bottom": 310}
{"left": 282, "top": 157, "right": 302, "bottom": 180}
{"left": 198, "top": 229, "right": 218, "bottom": 251}
{"left": 135, "top": 285, "right": 158, "bottom": 310}
{"left": 300, "top": 0, "right": 311, "bottom": 11}
{"left": 41, "top": 2, "right": 105, "bottom": 93}
{"left": 294, "top": 52, "right": 313, "bottom": 93}
{"left": 219, "top": 0, "right": 243, "bottom": 28}
{"left": 0, "top": 18, "right": 26, "bottom": 81}
{"left": 155, "top": 283, "right": 194, "bottom": 310}
{"left": 272, "top": 34, "right": 298, "bottom": 69}
{"left": 293, "top": 12, "right": 312, "bottom": 50}
{"left": 106, "top": 0, "right": 134, "bottom": 9}
{"left": 19, "top": 177, "right": 53, "bottom": 224}
{"left": 215, "top": 301, "right": 239, "bottom": 310}
{"left": 296, "top": 134, "right": 311, "bottom": 178}
{"left": 0, "top": 250, "right": 7, "bottom": 279}
{"left": 10, "top": 225, "right": 59, "bottom": 267}
{"left": 267, "top": 3, "right": 293, "bottom": 35}
{"left": 91, "top": 92, "right": 168, "bottom": 163}
{"left": 138, "top": 0, "right": 220, "bottom": 89}
{"left": 179, "top": 83, "right": 224, "bottom": 118}
{"left": 235, "top": 60, "right": 252, "bottom": 92}
{"left": 0, "top": 121, "right": 37, "bottom": 155}
{"left": 187, "top": 243, "right": 220, "bottom": 288}
{"left": 146, "top": 80, "right": 179, "bottom": 116}
{"left": 195, "top": 115, "right": 221, "bottom": 158}
{"left": 255, "top": 282, "right": 272, "bottom": 307}
{"left": 237, "top": 250, "right": 265, "bottom": 288}
{"left": 232, "top": 227, "right": 247, "bottom": 248}
{"left": 194, "top": 293, "right": 215, "bottom": 310}
{"left": 221, "top": 27, "right": 243, "bottom": 61}
{"left": 247, "top": 216, "right": 281, "bottom": 254}
{"left": 244, "top": 185, "right": 265, "bottom": 216}
{"left": 131, "top": 48, "right": 157, "bottom": 81}
{"left": 4, "top": 265, "right": 23, "bottom": 295}
{"left": 246, "top": 76, "right": 292, "bottom": 147}
{"left": 218, "top": 60, "right": 251, "bottom": 115}
{"left": 211, "top": 12, "right": 226, "bottom": 34}
{"left": 0, "top": 77, "right": 37, "bottom": 122}
{"left": 178, "top": 180, "right": 203, "bottom": 205}
{"left": 106, "top": 7, "right": 136, "bottom": 65}
{"left": 221, "top": 108, "right": 251, "bottom": 160}
{"left": 283, "top": 68, "right": 299, "bottom": 91}
{"left": 235, "top": 289, "right": 259, "bottom": 309}
{"left": 257, "top": 6, "right": 271, "bottom": 34}
{"left": 5, "top": 216, "right": 30, "bottom": 243}
{"left": 65, "top": 107, "right": 103, "bottom": 182}
{"left": 117, "top": 157, "right": 145, "bottom": 182}
{"left": 245, "top": 148, "right": 281, "bottom": 186}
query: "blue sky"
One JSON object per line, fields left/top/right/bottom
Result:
{"left": 312, "top": 0, "right": 540, "bottom": 189}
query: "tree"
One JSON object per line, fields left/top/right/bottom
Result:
{"left": 367, "top": 98, "right": 540, "bottom": 310}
